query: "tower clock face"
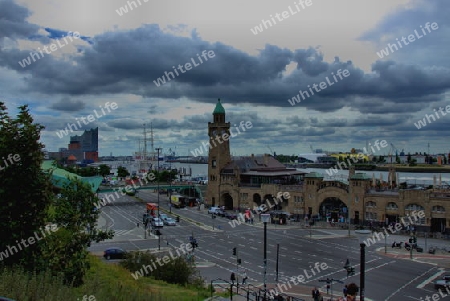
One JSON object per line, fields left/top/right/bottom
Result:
{"left": 212, "top": 130, "right": 217, "bottom": 136}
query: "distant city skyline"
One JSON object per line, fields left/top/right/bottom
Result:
{"left": 1, "top": 0, "right": 449, "bottom": 156}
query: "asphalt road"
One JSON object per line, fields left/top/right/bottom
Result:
{"left": 89, "top": 189, "right": 450, "bottom": 301}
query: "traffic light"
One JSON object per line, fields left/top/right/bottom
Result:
{"left": 409, "top": 238, "right": 413, "bottom": 243}
{"left": 237, "top": 258, "right": 242, "bottom": 265}
{"left": 413, "top": 237, "right": 417, "bottom": 243}
{"left": 232, "top": 247, "right": 237, "bottom": 256}
{"left": 155, "top": 229, "right": 162, "bottom": 236}
{"left": 346, "top": 267, "right": 355, "bottom": 277}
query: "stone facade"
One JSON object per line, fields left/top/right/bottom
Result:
{"left": 205, "top": 100, "right": 450, "bottom": 233}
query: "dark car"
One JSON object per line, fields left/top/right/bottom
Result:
{"left": 223, "top": 211, "right": 237, "bottom": 220}
{"left": 216, "top": 209, "right": 226, "bottom": 217}
{"left": 103, "top": 247, "right": 127, "bottom": 260}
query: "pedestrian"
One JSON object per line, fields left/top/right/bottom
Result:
{"left": 343, "top": 284, "right": 348, "bottom": 297}
{"left": 230, "top": 272, "right": 236, "bottom": 285}
{"left": 312, "top": 287, "right": 320, "bottom": 301}
{"left": 242, "top": 270, "right": 248, "bottom": 285}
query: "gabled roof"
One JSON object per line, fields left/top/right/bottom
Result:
{"left": 41, "top": 160, "right": 102, "bottom": 192}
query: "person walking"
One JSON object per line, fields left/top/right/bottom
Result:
{"left": 312, "top": 287, "right": 320, "bottom": 301}
{"left": 230, "top": 272, "right": 236, "bottom": 285}
{"left": 241, "top": 270, "right": 248, "bottom": 285}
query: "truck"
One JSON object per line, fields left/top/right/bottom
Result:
{"left": 170, "top": 194, "right": 186, "bottom": 208}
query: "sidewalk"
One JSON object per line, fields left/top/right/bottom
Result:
{"left": 210, "top": 281, "right": 375, "bottom": 301}
{"left": 376, "top": 247, "right": 450, "bottom": 267}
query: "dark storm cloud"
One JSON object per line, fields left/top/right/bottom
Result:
{"left": 0, "top": 0, "right": 40, "bottom": 41}
{"left": 0, "top": 0, "right": 449, "bottom": 122}
{"left": 50, "top": 97, "right": 86, "bottom": 112}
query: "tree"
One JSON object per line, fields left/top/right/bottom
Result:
{"left": 117, "top": 166, "right": 130, "bottom": 178}
{"left": 43, "top": 178, "right": 113, "bottom": 286}
{"left": 0, "top": 103, "right": 54, "bottom": 270}
{"left": 98, "top": 164, "right": 111, "bottom": 177}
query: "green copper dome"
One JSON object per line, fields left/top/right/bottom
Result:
{"left": 213, "top": 98, "right": 225, "bottom": 114}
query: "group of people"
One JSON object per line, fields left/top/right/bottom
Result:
{"left": 312, "top": 283, "right": 359, "bottom": 301}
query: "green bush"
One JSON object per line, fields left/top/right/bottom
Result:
{"left": 120, "top": 250, "right": 202, "bottom": 286}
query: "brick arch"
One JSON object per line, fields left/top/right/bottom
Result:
{"left": 316, "top": 187, "right": 350, "bottom": 213}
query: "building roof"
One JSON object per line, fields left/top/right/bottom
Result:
{"left": 68, "top": 154, "right": 77, "bottom": 161}
{"left": 304, "top": 172, "right": 324, "bottom": 178}
{"left": 213, "top": 98, "right": 225, "bottom": 114}
{"left": 350, "top": 173, "right": 371, "bottom": 180}
{"left": 241, "top": 170, "right": 306, "bottom": 176}
{"left": 41, "top": 160, "right": 102, "bottom": 192}
{"left": 222, "top": 154, "right": 293, "bottom": 173}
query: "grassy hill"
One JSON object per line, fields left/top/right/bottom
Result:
{"left": 0, "top": 255, "right": 210, "bottom": 301}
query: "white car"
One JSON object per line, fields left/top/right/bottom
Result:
{"left": 151, "top": 218, "right": 164, "bottom": 228}
{"left": 208, "top": 207, "right": 221, "bottom": 214}
{"left": 163, "top": 218, "right": 176, "bottom": 226}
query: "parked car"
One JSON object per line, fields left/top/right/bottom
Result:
{"left": 103, "top": 247, "right": 127, "bottom": 260}
{"left": 163, "top": 217, "right": 176, "bottom": 226}
{"left": 208, "top": 207, "right": 221, "bottom": 214}
{"left": 151, "top": 218, "right": 164, "bottom": 228}
{"left": 223, "top": 211, "right": 237, "bottom": 220}
{"left": 216, "top": 209, "right": 226, "bottom": 217}
{"left": 159, "top": 213, "right": 168, "bottom": 221}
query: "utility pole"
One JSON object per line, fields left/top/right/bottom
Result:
{"left": 276, "top": 243, "right": 280, "bottom": 282}
{"left": 156, "top": 147, "right": 162, "bottom": 251}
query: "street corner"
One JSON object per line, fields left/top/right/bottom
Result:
{"left": 376, "top": 247, "right": 450, "bottom": 266}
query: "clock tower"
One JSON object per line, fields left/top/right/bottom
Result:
{"left": 206, "top": 99, "right": 231, "bottom": 206}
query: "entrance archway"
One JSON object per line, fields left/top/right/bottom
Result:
{"left": 319, "top": 197, "right": 348, "bottom": 222}
{"left": 253, "top": 193, "right": 262, "bottom": 206}
{"left": 222, "top": 193, "right": 233, "bottom": 210}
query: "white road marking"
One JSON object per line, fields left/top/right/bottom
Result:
{"left": 417, "top": 268, "right": 445, "bottom": 289}
{"left": 385, "top": 267, "right": 435, "bottom": 301}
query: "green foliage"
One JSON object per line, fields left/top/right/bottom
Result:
{"left": 120, "top": 250, "right": 202, "bottom": 286}
{"left": 273, "top": 154, "right": 298, "bottom": 163}
{"left": 153, "top": 170, "right": 178, "bottom": 182}
{"left": 98, "top": 164, "right": 111, "bottom": 177}
{"left": 0, "top": 102, "right": 54, "bottom": 270}
{"left": 117, "top": 166, "right": 130, "bottom": 177}
{"left": 0, "top": 255, "right": 210, "bottom": 300}
{"left": 44, "top": 179, "right": 113, "bottom": 286}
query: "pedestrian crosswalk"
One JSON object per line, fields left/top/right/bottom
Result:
{"left": 114, "top": 229, "right": 133, "bottom": 236}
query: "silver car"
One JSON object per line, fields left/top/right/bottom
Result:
{"left": 163, "top": 218, "right": 176, "bottom": 226}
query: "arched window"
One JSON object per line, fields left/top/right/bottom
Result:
{"left": 386, "top": 202, "right": 398, "bottom": 210}
{"left": 405, "top": 204, "right": 424, "bottom": 211}
{"left": 366, "top": 201, "right": 376, "bottom": 208}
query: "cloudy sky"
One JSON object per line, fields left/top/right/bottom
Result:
{"left": 0, "top": 0, "right": 449, "bottom": 157}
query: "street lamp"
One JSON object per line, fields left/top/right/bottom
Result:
{"left": 355, "top": 229, "right": 371, "bottom": 301}
{"left": 261, "top": 213, "right": 270, "bottom": 300}
{"left": 156, "top": 147, "right": 162, "bottom": 251}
